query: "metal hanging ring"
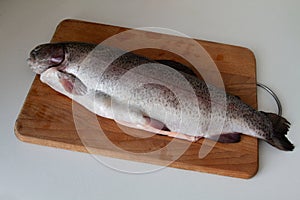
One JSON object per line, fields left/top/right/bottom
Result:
{"left": 257, "top": 82, "right": 282, "bottom": 116}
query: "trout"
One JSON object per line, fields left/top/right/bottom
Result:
{"left": 27, "top": 42, "right": 294, "bottom": 151}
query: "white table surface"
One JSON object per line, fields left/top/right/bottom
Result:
{"left": 1, "top": 0, "right": 299, "bottom": 199}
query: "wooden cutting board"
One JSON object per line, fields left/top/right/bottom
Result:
{"left": 15, "top": 19, "right": 258, "bottom": 179}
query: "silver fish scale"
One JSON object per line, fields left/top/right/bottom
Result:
{"left": 100, "top": 61, "right": 205, "bottom": 136}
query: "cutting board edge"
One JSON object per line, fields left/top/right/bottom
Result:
{"left": 14, "top": 119, "right": 87, "bottom": 152}
{"left": 14, "top": 119, "right": 258, "bottom": 179}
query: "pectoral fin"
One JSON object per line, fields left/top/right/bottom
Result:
{"left": 57, "top": 72, "right": 87, "bottom": 95}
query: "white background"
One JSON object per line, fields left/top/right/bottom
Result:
{"left": 1, "top": 0, "right": 299, "bottom": 199}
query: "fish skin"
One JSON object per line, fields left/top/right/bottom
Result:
{"left": 27, "top": 42, "right": 294, "bottom": 151}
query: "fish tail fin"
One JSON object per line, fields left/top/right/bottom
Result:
{"left": 261, "top": 112, "right": 294, "bottom": 151}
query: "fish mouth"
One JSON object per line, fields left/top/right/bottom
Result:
{"left": 27, "top": 57, "right": 40, "bottom": 73}
{"left": 27, "top": 56, "right": 47, "bottom": 74}
{"left": 27, "top": 57, "right": 33, "bottom": 66}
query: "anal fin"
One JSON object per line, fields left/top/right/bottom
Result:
{"left": 208, "top": 133, "right": 241, "bottom": 143}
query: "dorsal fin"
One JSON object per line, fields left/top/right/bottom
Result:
{"left": 155, "top": 59, "right": 198, "bottom": 77}
{"left": 156, "top": 59, "right": 242, "bottom": 100}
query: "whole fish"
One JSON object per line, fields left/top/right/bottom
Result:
{"left": 27, "top": 42, "right": 294, "bottom": 151}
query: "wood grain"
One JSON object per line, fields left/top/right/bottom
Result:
{"left": 15, "top": 19, "right": 258, "bottom": 179}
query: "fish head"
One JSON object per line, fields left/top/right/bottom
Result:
{"left": 27, "top": 43, "right": 65, "bottom": 74}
